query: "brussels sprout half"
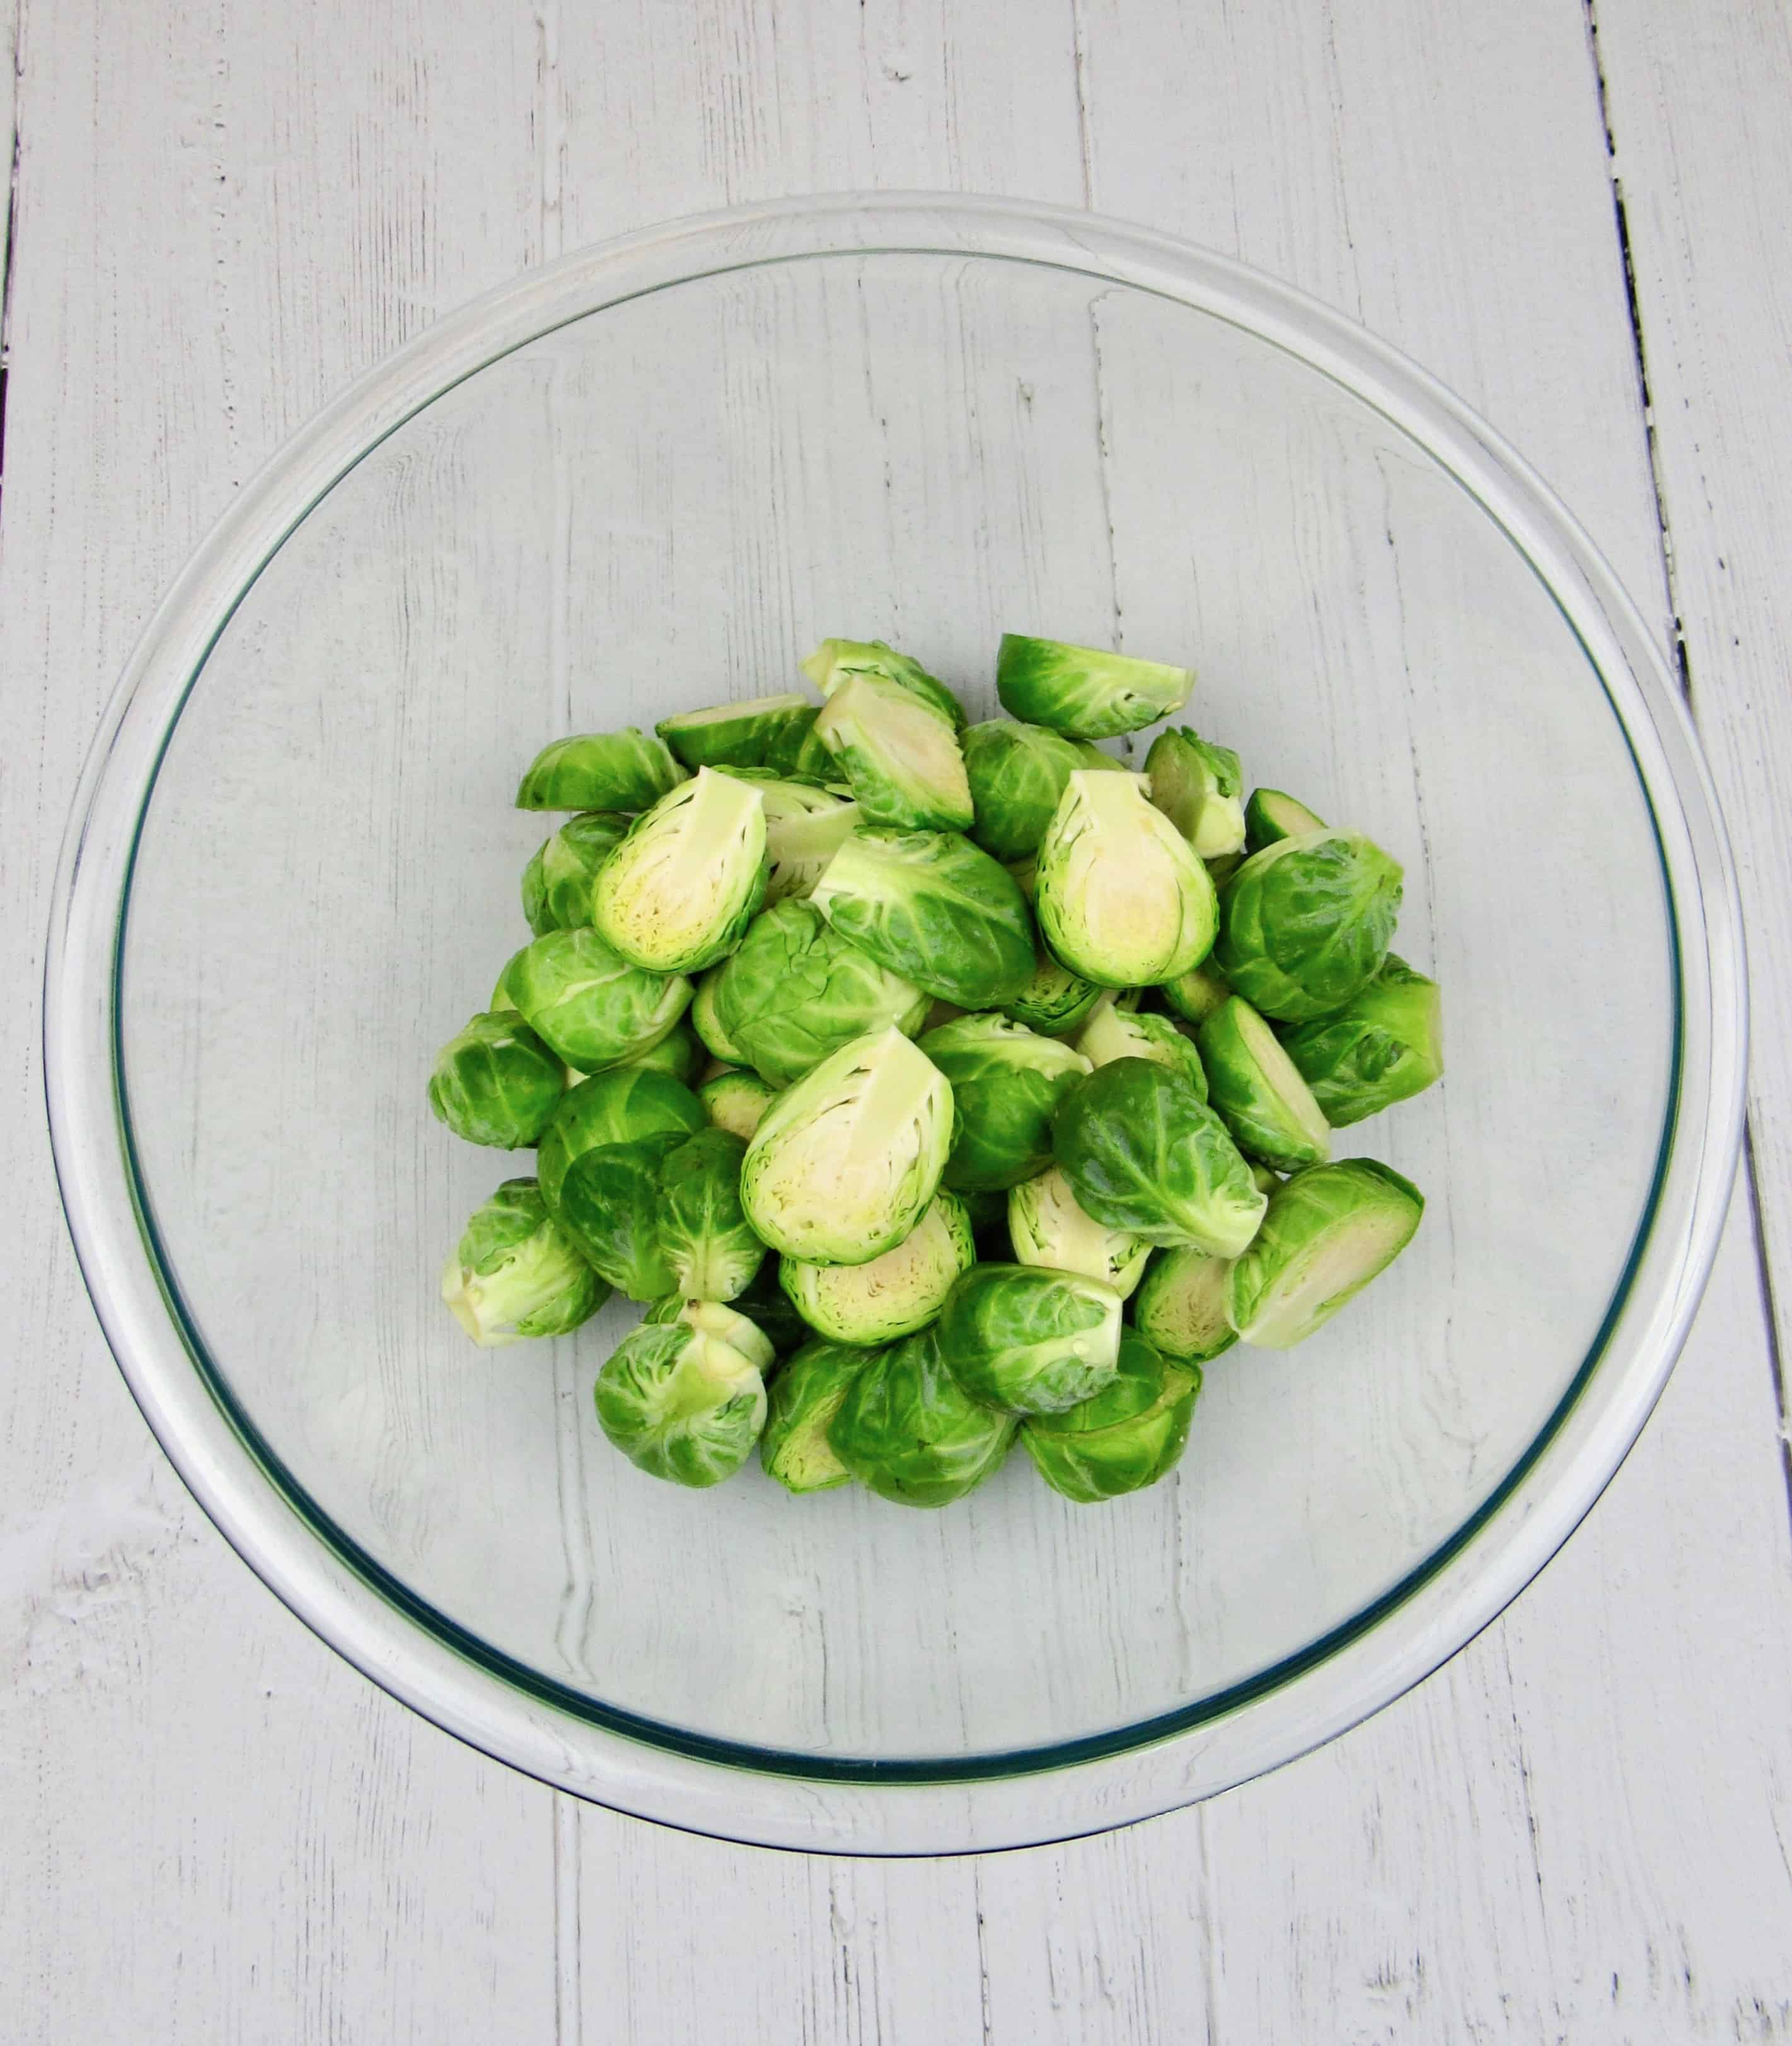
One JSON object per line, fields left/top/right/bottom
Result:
{"left": 812, "top": 672, "right": 974, "bottom": 832}
{"left": 747, "top": 778, "right": 861, "bottom": 905}
{"left": 1021, "top": 1329, "right": 1200, "bottom": 1503}
{"left": 700, "top": 1068, "right": 781, "bottom": 1141}
{"left": 760, "top": 1339, "right": 878, "bottom": 1494}
{"left": 937, "top": 1263, "right": 1124, "bottom": 1415}
{"left": 918, "top": 1013, "right": 1092, "bottom": 1193}
{"left": 594, "top": 1321, "right": 767, "bottom": 1488}
{"left": 780, "top": 1191, "right": 974, "bottom": 1346}
{"left": 961, "top": 719, "right": 1085, "bottom": 862}
{"left": 1001, "top": 942, "right": 1107, "bottom": 1039}
{"left": 1278, "top": 956, "right": 1443, "bottom": 1126}
{"left": 644, "top": 1295, "right": 777, "bottom": 1374}
{"left": 523, "top": 811, "right": 632, "bottom": 935}
{"left": 1197, "top": 997, "right": 1331, "bottom": 1171}
{"left": 1131, "top": 1246, "right": 1238, "bottom": 1364}
{"left": 505, "top": 927, "right": 693, "bottom": 1072}
{"left": 1227, "top": 1159, "right": 1424, "bottom": 1348}
{"left": 654, "top": 1127, "right": 766, "bottom": 1302}
{"left": 828, "top": 1328, "right": 1017, "bottom": 1507}
{"left": 592, "top": 768, "right": 770, "bottom": 974}
{"left": 1076, "top": 1003, "right": 1208, "bottom": 1101}
{"left": 440, "top": 1179, "right": 606, "bottom": 1346}
{"left": 996, "top": 633, "right": 1193, "bottom": 739}
{"left": 1008, "top": 1165, "right": 1151, "bottom": 1299}
{"left": 427, "top": 1010, "right": 565, "bottom": 1148}
{"left": 1244, "top": 787, "right": 1327, "bottom": 853}
{"left": 1215, "top": 831, "right": 1403, "bottom": 1022}
{"left": 656, "top": 693, "right": 819, "bottom": 774}
{"left": 1157, "top": 961, "right": 1233, "bottom": 1026}
{"left": 1145, "top": 728, "right": 1246, "bottom": 860}
{"left": 801, "top": 637, "right": 969, "bottom": 731}
{"left": 516, "top": 728, "right": 687, "bottom": 812}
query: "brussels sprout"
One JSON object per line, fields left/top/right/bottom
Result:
{"left": 760, "top": 1338, "right": 877, "bottom": 1493}
{"left": 535, "top": 1067, "right": 707, "bottom": 1215}
{"left": 828, "top": 1328, "right": 1017, "bottom": 1507}
{"left": 427, "top": 1011, "right": 564, "bottom": 1148}
{"left": 801, "top": 637, "right": 969, "bottom": 731}
{"left": 555, "top": 1136, "right": 684, "bottom": 1300}
{"left": 957, "top": 1184, "right": 1011, "bottom": 1246}
{"left": 1021, "top": 1330, "right": 1199, "bottom": 1503}
{"left": 1004, "top": 856, "right": 1039, "bottom": 903}
{"left": 654, "top": 1128, "right": 765, "bottom": 1302}
{"left": 996, "top": 633, "right": 1193, "bottom": 739}
{"left": 656, "top": 693, "right": 820, "bottom": 774}
{"left": 440, "top": 1179, "right": 606, "bottom": 1346}
{"left": 1197, "top": 997, "right": 1331, "bottom": 1170}
{"left": 961, "top": 719, "right": 1084, "bottom": 862}
{"left": 523, "top": 811, "right": 633, "bottom": 934}
{"left": 918, "top": 1012, "right": 1091, "bottom": 1192}
{"left": 1070, "top": 740, "right": 1130, "bottom": 773}
{"left": 811, "top": 673, "right": 974, "bottom": 832}
{"left": 1053, "top": 1059, "right": 1266, "bottom": 1255}
{"left": 505, "top": 928, "right": 693, "bottom": 1072}
{"left": 1278, "top": 956, "right": 1444, "bottom": 1126}
{"left": 1002, "top": 942, "right": 1107, "bottom": 1038}
{"left": 1035, "top": 771, "right": 1218, "bottom": 988}
{"left": 644, "top": 1294, "right": 777, "bottom": 1374}
{"left": 611, "top": 1022, "right": 703, "bottom": 1084}
{"left": 1157, "top": 961, "right": 1232, "bottom": 1026}
{"left": 937, "top": 1263, "right": 1124, "bottom": 1415}
{"left": 1214, "top": 831, "right": 1403, "bottom": 1022}
{"left": 516, "top": 728, "right": 687, "bottom": 812}
{"left": 1131, "top": 1246, "right": 1237, "bottom": 1364}
{"left": 1076, "top": 1003, "right": 1208, "bottom": 1100}
{"left": 1008, "top": 1165, "right": 1151, "bottom": 1298}
{"left": 490, "top": 952, "right": 523, "bottom": 1011}
{"left": 1250, "top": 1160, "right": 1283, "bottom": 1195}
{"left": 1205, "top": 852, "right": 1245, "bottom": 889}
{"left": 1227, "top": 1159, "right": 1424, "bottom": 1348}
{"left": 1145, "top": 728, "right": 1246, "bottom": 859}
{"left": 811, "top": 828, "right": 1036, "bottom": 1010}
{"left": 781, "top": 1191, "right": 974, "bottom": 1345}
{"left": 922, "top": 998, "right": 967, "bottom": 1032}
{"left": 594, "top": 1321, "right": 767, "bottom": 1487}
{"left": 746, "top": 778, "right": 861, "bottom": 905}
{"left": 1244, "top": 787, "right": 1327, "bottom": 853}
{"left": 700, "top": 1068, "right": 780, "bottom": 1141}
{"left": 732, "top": 1257, "right": 813, "bottom": 1358}
{"left": 591, "top": 768, "right": 769, "bottom": 974}
{"left": 710, "top": 899, "right": 930, "bottom": 1088}
{"left": 740, "top": 1027, "right": 954, "bottom": 1265}
{"left": 690, "top": 969, "right": 749, "bottom": 1065}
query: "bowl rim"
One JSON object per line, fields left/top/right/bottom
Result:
{"left": 42, "top": 190, "right": 1748, "bottom": 1855}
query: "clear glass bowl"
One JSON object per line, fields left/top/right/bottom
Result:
{"left": 45, "top": 195, "right": 1746, "bottom": 1854}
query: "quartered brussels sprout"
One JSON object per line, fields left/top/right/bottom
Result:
{"left": 937, "top": 1263, "right": 1123, "bottom": 1415}
{"left": 1001, "top": 941, "right": 1107, "bottom": 1039}
{"left": 594, "top": 1321, "right": 767, "bottom": 1488}
{"left": 1053, "top": 1058, "right": 1266, "bottom": 1256}
{"left": 655, "top": 1128, "right": 766, "bottom": 1302}
{"left": 655, "top": 693, "right": 820, "bottom": 775}
{"left": 1244, "top": 787, "right": 1327, "bottom": 853}
{"left": 516, "top": 727, "right": 687, "bottom": 812}
{"left": 1197, "top": 997, "right": 1331, "bottom": 1171}
{"left": 427, "top": 1010, "right": 565, "bottom": 1148}
{"left": 961, "top": 719, "right": 1084, "bottom": 862}
{"left": 1021, "top": 1329, "right": 1200, "bottom": 1503}
{"left": 611, "top": 1022, "right": 703, "bottom": 1084}
{"left": 760, "top": 1339, "right": 877, "bottom": 1493}
{"left": 591, "top": 768, "right": 769, "bottom": 974}
{"left": 916, "top": 1012, "right": 1090, "bottom": 1192}
{"left": 699, "top": 1068, "right": 780, "bottom": 1141}
{"left": 781, "top": 1191, "right": 974, "bottom": 1345}
{"left": 1157, "top": 961, "right": 1232, "bottom": 1026}
{"left": 812, "top": 673, "right": 974, "bottom": 832}
{"left": 504, "top": 927, "right": 693, "bottom": 1072}
{"left": 1036, "top": 770, "right": 1218, "bottom": 988}
{"left": 1075, "top": 1003, "right": 1208, "bottom": 1100}
{"left": 746, "top": 778, "right": 861, "bottom": 904}
{"left": 440, "top": 1179, "right": 606, "bottom": 1346}
{"left": 1214, "top": 831, "right": 1404, "bottom": 1022}
{"left": 811, "top": 828, "right": 1036, "bottom": 1010}
{"left": 827, "top": 1327, "right": 1017, "bottom": 1507}
{"left": 739, "top": 1026, "right": 954, "bottom": 1265}
{"left": 523, "top": 811, "right": 632, "bottom": 935}
{"left": 1278, "top": 955, "right": 1444, "bottom": 1126}
{"left": 996, "top": 633, "right": 1193, "bottom": 739}
{"left": 1227, "top": 1159, "right": 1424, "bottom": 1348}
{"left": 644, "top": 1294, "right": 777, "bottom": 1374}
{"left": 801, "top": 637, "right": 969, "bottom": 731}
{"left": 536, "top": 1067, "right": 708, "bottom": 1210}
{"left": 1145, "top": 727, "right": 1246, "bottom": 860}
{"left": 710, "top": 898, "right": 930, "bottom": 1088}
{"left": 1131, "top": 1246, "right": 1238, "bottom": 1364}
{"left": 1008, "top": 1165, "right": 1150, "bottom": 1299}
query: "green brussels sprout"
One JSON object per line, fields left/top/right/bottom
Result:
{"left": 1131, "top": 1246, "right": 1237, "bottom": 1364}
{"left": 781, "top": 1191, "right": 974, "bottom": 1344}
{"left": 811, "top": 673, "right": 974, "bottom": 832}
{"left": 1196, "top": 996, "right": 1331, "bottom": 1170}
{"left": 591, "top": 768, "right": 769, "bottom": 974}
{"left": 1075, "top": 1003, "right": 1208, "bottom": 1100}
{"left": 811, "top": 828, "right": 1036, "bottom": 1010}
{"left": 428, "top": 1011, "right": 565, "bottom": 1148}
{"left": 740, "top": 1027, "right": 954, "bottom": 1265}
{"left": 917, "top": 1012, "right": 1091, "bottom": 1193}
{"left": 1205, "top": 851, "right": 1245, "bottom": 889}
{"left": 1157, "top": 961, "right": 1232, "bottom": 1026}
{"left": 490, "top": 952, "right": 523, "bottom": 1011}
{"left": 690, "top": 968, "right": 749, "bottom": 1065}
{"left": 922, "top": 998, "right": 967, "bottom": 1032}
{"left": 523, "top": 812, "right": 632, "bottom": 934}
{"left": 700, "top": 1068, "right": 781, "bottom": 1141}
{"left": 827, "top": 1327, "right": 1017, "bottom": 1507}
{"left": 505, "top": 927, "right": 692, "bottom": 1072}
{"left": 1008, "top": 1165, "right": 1151, "bottom": 1299}
{"left": 1227, "top": 1159, "right": 1424, "bottom": 1348}
{"left": 748, "top": 778, "right": 861, "bottom": 905}
{"left": 555, "top": 1137, "right": 685, "bottom": 1300}
{"left": 654, "top": 1128, "right": 765, "bottom": 1302}
{"left": 1145, "top": 727, "right": 1246, "bottom": 859}
{"left": 937, "top": 1263, "right": 1124, "bottom": 1415}
{"left": 1001, "top": 941, "right": 1107, "bottom": 1039}
{"left": 996, "top": 633, "right": 1193, "bottom": 739}
{"left": 644, "top": 1294, "right": 777, "bottom": 1374}
{"left": 1244, "top": 787, "right": 1327, "bottom": 853}
{"left": 957, "top": 1184, "right": 1011, "bottom": 1246}
{"left": 1250, "top": 1160, "right": 1283, "bottom": 1195}
{"left": 516, "top": 728, "right": 687, "bottom": 812}
{"left": 710, "top": 899, "right": 930, "bottom": 1088}
{"left": 801, "top": 637, "right": 969, "bottom": 731}
{"left": 1036, "top": 771, "right": 1218, "bottom": 988}
{"left": 1053, "top": 1059, "right": 1266, "bottom": 1255}
{"left": 961, "top": 719, "right": 1084, "bottom": 861}
{"left": 1004, "top": 855, "right": 1039, "bottom": 903}
{"left": 536, "top": 1067, "right": 707, "bottom": 1214}
{"left": 656, "top": 693, "right": 820, "bottom": 774}
{"left": 440, "top": 1179, "right": 606, "bottom": 1346}
{"left": 760, "top": 1338, "right": 877, "bottom": 1493}
{"left": 1070, "top": 741, "right": 1131, "bottom": 772}
{"left": 732, "top": 1258, "right": 813, "bottom": 1358}
{"left": 1214, "top": 831, "right": 1404, "bottom": 1022}
{"left": 593, "top": 1321, "right": 767, "bottom": 1488}
{"left": 1278, "top": 956, "right": 1444, "bottom": 1126}
{"left": 1021, "top": 1330, "right": 1200, "bottom": 1503}
{"left": 611, "top": 1022, "right": 703, "bottom": 1084}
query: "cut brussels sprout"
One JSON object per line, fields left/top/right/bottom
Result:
{"left": 440, "top": 1179, "right": 606, "bottom": 1346}
{"left": 505, "top": 927, "right": 693, "bottom": 1072}
{"left": 760, "top": 1339, "right": 877, "bottom": 1493}
{"left": 1053, "top": 1058, "right": 1266, "bottom": 1255}
{"left": 961, "top": 719, "right": 1085, "bottom": 862}
{"left": 655, "top": 1127, "right": 765, "bottom": 1302}
{"left": 801, "top": 637, "right": 969, "bottom": 731}
{"left": 699, "top": 1068, "right": 780, "bottom": 1141}
{"left": 1145, "top": 727, "right": 1246, "bottom": 859}
{"left": 1157, "top": 961, "right": 1232, "bottom": 1026}
{"left": 811, "top": 828, "right": 1036, "bottom": 1010}
{"left": 918, "top": 1013, "right": 1092, "bottom": 1193}
{"left": 827, "top": 1328, "right": 1017, "bottom": 1507}
{"left": 811, "top": 672, "right": 974, "bottom": 831}
{"left": 644, "top": 1295, "right": 777, "bottom": 1375}
{"left": 1227, "top": 1159, "right": 1424, "bottom": 1348}
{"left": 1036, "top": 770, "right": 1218, "bottom": 988}
{"left": 1278, "top": 955, "right": 1444, "bottom": 1126}
{"left": 655, "top": 693, "right": 819, "bottom": 774}
{"left": 1021, "top": 1330, "right": 1199, "bottom": 1503}
{"left": 996, "top": 633, "right": 1193, "bottom": 739}
{"left": 594, "top": 1321, "right": 766, "bottom": 1488}
{"left": 523, "top": 811, "right": 632, "bottom": 935}
{"left": 1075, "top": 1003, "right": 1208, "bottom": 1100}
{"left": 937, "top": 1263, "right": 1124, "bottom": 1415}
{"left": 1008, "top": 1165, "right": 1151, "bottom": 1298}
{"left": 516, "top": 728, "right": 687, "bottom": 812}
{"left": 1001, "top": 942, "right": 1107, "bottom": 1039}
{"left": 746, "top": 778, "right": 861, "bottom": 904}
{"left": 427, "top": 1010, "right": 565, "bottom": 1148}
{"left": 535, "top": 1067, "right": 707, "bottom": 1215}
{"left": 611, "top": 1022, "right": 703, "bottom": 1084}
{"left": 591, "top": 768, "right": 769, "bottom": 973}
{"left": 690, "top": 968, "right": 749, "bottom": 1065}
{"left": 1244, "top": 787, "right": 1327, "bottom": 853}
{"left": 739, "top": 1026, "right": 954, "bottom": 1266}
{"left": 1197, "top": 997, "right": 1331, "bottom": 1170}
{"left": 1131, "top": 1246, "right": 1237, "bottom": 1364}
{"left": 781, "top": 1191, "right": 974, "bottom": 1345}
{"left": 1215, "top": 831, "right": 1403, "bottom": 1022}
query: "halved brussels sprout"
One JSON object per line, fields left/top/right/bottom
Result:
{"left": 523, "top": 811, "right": 632, "bottom": 935}
{"left": 699, "top": 1068, "right": 780, "bottom": 1141}
{"left": 655, "top": 1128, "right": 765, "bottom": 1302}
{"left": 780, "top": 1191, "right": 974, "bottom": 1345}
{"left": 1145, "top": 728, "right": 1246, "bottom": 859}
{"left": 801, "top": 637, "right": 969, "bottom": 731}
{"left": 594, "top": 1321, "right": 767, "bottom": 1487}
{"left": 1075, "top": 1003, "right": 1208, "bottom": 1100}
{"left": 747, "top": 778, "right": 861, "bottom": 905}
{"left": 1021, "top": 1330, "right": 1199, "bottom": 1503}
{"left": 760, "top": 1339, "right": 877, "bottom": 1493}
{"left": 1227, "top": 1159, "right": 1424, "bottom": 1348}
{"left": 827, "top": 1328, "right": 1017, "bottom": 1507}
{"left": 440, "top": 1179, "right": 606, "bottom": 1346}
{"left": 504, "top": 927, "right": 693, "bottom": 1072}
{"left": 961, "top": 719, "right": 1085, "bottom": 861}
{"left": 1214, "top": 831, "right": 1403, "bottom": 1022}
{"left": 739, "top": 1027, "right": 953, "bottom": 1265}
{"left": 516, "top": 728, "right": 687, "bottom": 812}
{"left": 592, "top": 768, "right": 769, "bottom": 974}
{"left": 535, "top": 1067, "right": 707, "bottom": 1215}
{"left": 1131, "top": 1246, "right": 1237, "bottom": 1364}
{"left": 811, "top": 673, "right": 974, "bottom": 831}
{"left": 937, "top": 1263, "right": 1123, "bottom": 1415}
{"left": 918, "top": 1013, "right": 1092, "bottom": 1193}
{"left": 1008, "top": 1165, "right": 1150, "bottom": 1298}
{"left": 1036, "top": 771, "right": 1218, "bottom": 988}
{"left": 1244, "top": 787, "right": 1327, "bottom": 853}
{"left": 1278, "top": 956, "right": 1443, "bottom": 1126}
{"left": 690, "top": 969, "right": 749, "bottom": 1065}
{"left": 656, "top": 693, "right": 819, "bottom": 774}
{"left": 1197, "top": 997, "right": 1331, "bottom": 1170}
{"left": 427, "top": 1011, "right": 565, "bottom": 1148}
{"left": 611, "top": 1022, "right": 703, "bottom": 1084}
{"left": 644, "top": 1294, "right": 777, "bottom": 1374}
{"left": 1001, "top": 942, "right": 1107, "bottom": 1039}
{"left": 1053, "top": 1058, "right": 1266, "bottom": 1255}
{"left": 996, "top": 633, "right": 1193, "bottom": 739}
{"left": 1157, "top": 961, "right": 1232, "bottom": 1026}
{"left": 811, "top": 828, "right": 1036, "bottom": 1010}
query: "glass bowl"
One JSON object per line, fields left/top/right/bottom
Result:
{"left": 44, "top": 195, "right": 1745, "bottom": 1855}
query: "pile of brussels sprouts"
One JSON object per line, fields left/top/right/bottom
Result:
{"left": 431, "top": 634, "right": 1441, "bottom": 1507}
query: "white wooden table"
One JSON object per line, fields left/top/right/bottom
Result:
{"left": 4, "top": 3, "right": 1790, "bottom": 2037}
